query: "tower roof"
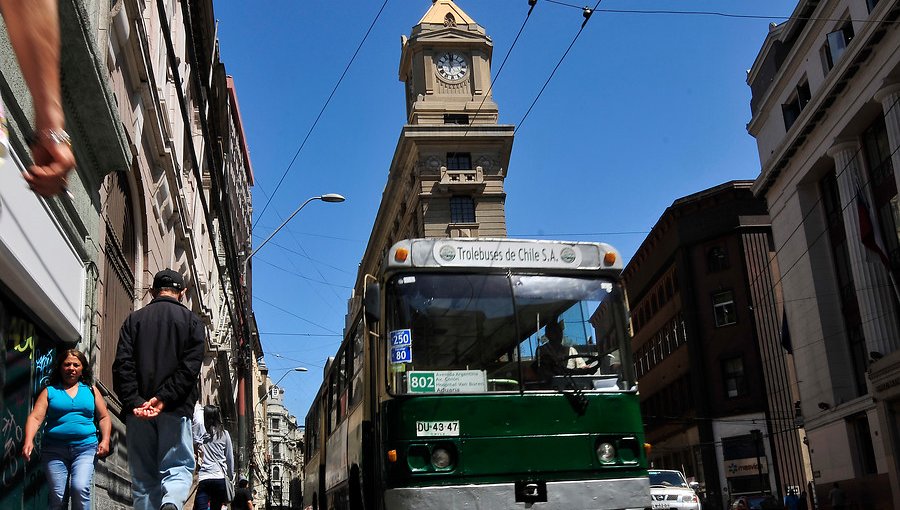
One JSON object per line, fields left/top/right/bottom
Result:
{"left": 418, "top": 0, "right": 476, "bottom": 26}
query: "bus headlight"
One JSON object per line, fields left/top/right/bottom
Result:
{"left": 431, "top": 447, "right": 452, "bottom": 468}
{"left": 596, "top": 442, "right": 616, "bottom": 462}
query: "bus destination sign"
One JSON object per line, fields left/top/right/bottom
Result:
{"left": 432, "top": 240, "right": 586, "bottom": 269}
{"left": 408, "top": 370, "right": 487, "bottom": 394}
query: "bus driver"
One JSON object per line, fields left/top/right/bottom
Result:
{"left": 533, "top": 318, "right": 591, "bottom": 377}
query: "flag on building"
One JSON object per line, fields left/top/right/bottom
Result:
{"left": 856, "top": 188, "right": 891, "bottom": 268}
{"left": 780, "top": 305, "right": 793, "bottom": 354}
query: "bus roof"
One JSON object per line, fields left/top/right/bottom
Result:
{"left": 384, "top": 238, "right": 622, "bottom": 273}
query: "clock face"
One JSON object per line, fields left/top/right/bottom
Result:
{"left": 436, "top": 52, "right": 468, "bottom": 81}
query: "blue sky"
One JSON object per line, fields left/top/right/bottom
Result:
{"left": 213, "top": 0, "right": 798, "bottom": 420}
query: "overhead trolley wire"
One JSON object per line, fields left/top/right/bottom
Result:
{"left": 515, "top": 0, "right": 604, "bottom": 135}
{"left": 253, "top": 0, "right": 390, "bottom": 228}
{"left": 255, "top": 295, "right": 341, "bottom": 335}
{"left": 459, "top": 0, "right": 538, "bottom": 139}
{"left": 543, "top": 1, "right": 900, "bottom": 25}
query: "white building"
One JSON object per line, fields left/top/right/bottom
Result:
{"left": 747, "top": 0, "right": 900, "bottom": 507}
{"left": 0, "top": 1, "right": 256, "bottom": 507}
{"left": 265, "top": 382, "right": 305, "bottom": 510}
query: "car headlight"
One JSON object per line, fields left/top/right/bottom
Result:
{"left": 596, "top": 442, "right": 616, "bottom": 462}
{"left": 681, "top": 494, "right": 699, "bottom": 503}
{"left": 431, "top": 447, "right": 452, "bottom": 468}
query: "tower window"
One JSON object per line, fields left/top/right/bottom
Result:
{"left": 444, "top": 114, "right": 469, "bottom": 125}
{"left": 447, "top": 152, "right": 471, "bottom": 170}
{"left": 450, "top": 196, "right": 476, "bottom": 223}
{"left": 444, "top": 13, "right": 456, "bottom": 27}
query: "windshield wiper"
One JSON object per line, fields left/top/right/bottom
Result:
{"left": 559, "top": 373, "right": 589, "bottom": 415}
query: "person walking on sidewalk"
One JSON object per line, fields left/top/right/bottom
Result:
{"left": 193, "top": 405, "right": 234, "bottom": 510}
{"left": 21, "top": 349, "right": 111, "bottom": 509}
{"left": 113, "top": 269, "right": 205, "bottom": 510}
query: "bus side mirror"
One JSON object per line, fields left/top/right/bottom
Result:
{"left": 364, "top": 283, "right": 381, "bottom": 323}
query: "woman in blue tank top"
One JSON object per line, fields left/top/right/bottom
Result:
{"left": 21, "top": 349, "right": 111, "bottom": 510}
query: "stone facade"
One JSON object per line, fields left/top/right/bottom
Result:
{"left": 623, "top": 182, "right": 810, "bottom": 510}
{"left": 0, "top": 1, "right": 258, "bottom": 508}
{"left": 264, "top": 383, "right": 304, "bottom": 510}
{"left": 356, "top": 0, "right": 513, "bottom": 287}
{"left": 747, "top": 0, "right": 900, "bottom": 507}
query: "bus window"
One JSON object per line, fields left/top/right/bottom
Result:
{"left": 328, "top": 369, "right": 338, "bottom": 433}
{"left": 349, "top": 325, "right": 365, "bottom": 409}
{"left": 385, "top": 273, "right": 629, "bottom": 394}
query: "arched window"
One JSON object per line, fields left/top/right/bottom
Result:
{"left": 444, "top": 13, "right": 456, "bottom": 27}
{"left": 100, "top": 171, "right": 137, "bottom": 391}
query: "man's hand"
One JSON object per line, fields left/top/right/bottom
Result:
{"left": 132, "top": 397, "right": 165, "bottom": 420}
{"left": 24, "top": 130, "right": 75, "bottom": 197}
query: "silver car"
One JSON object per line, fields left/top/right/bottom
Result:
{"left": 649, "top": 469, "right": 702, "bottom": 510}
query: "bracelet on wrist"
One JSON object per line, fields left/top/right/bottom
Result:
{"left": 25, "top": 128, "right": 71, "bottom": 147}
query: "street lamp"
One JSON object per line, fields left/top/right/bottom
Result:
{"left": 248, "top": 193, "right": 346, "bottom": 260}
{"left": 256, "top": 366, "right": 308, "bottom": 408}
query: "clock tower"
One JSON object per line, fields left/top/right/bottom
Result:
{"left": 357, "top": 0, "right": 514, "bottom": 284}
{"left": 399, "top": 0, "right": 499, "bottom": 125}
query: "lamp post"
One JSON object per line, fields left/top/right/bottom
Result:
{"left": 248, "top": 193, "right": 345, "bottom": 261}
{"left": 240, "top": 193, "right": 342, "bottom": 499}
{"left": 257, "top": 367, "right": 308, "bottom": 408}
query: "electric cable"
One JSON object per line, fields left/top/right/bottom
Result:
{"left": 459, "top": 0, "right": 538, "bottom": 139}
{"left": 515, "top": 0, "right": 603, "bottom": 134}
{"left": 255, "top": 296, "right": 341, "bottom": 334}
{"left": 253, "top": 0, "right": 390, "bottom": 228}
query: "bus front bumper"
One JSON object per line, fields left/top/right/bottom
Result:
{"left": 384, "top": 476, "right": 650, "bottom": 510}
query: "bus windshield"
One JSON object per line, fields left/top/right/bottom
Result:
{"left": 385, "top": 272, "right": 633, "bottom": 394}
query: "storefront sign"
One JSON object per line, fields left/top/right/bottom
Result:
{"left": 725, "top": 457, "right": 769, "bottom": 478}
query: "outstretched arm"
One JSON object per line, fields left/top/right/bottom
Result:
{"left": 21, "top": 389, "right": 48, "bottom": 461}
{"left": 0, "top": 0, "right": 75, "bottom": 197}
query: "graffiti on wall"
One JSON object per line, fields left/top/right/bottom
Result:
{"left": 1, "top": 297, "right": 55, "bottom": 509}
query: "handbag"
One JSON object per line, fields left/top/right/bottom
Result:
{"left": 224, "top": 473, "right": 235, "bottom": 501}
{"left": 218, "top": 454, "right": 234, "bottom": 501}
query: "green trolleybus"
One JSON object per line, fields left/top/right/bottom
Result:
{"left": 303, "top": 238, "right": 650, "bottom": 510}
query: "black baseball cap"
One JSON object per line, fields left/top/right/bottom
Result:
{"left": 152, "top": 268, "right": 185, "bottom": 290}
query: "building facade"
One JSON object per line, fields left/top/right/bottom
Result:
{"left": 0, "top": 1, "right": 257, "bottom": 508}
{"left": 265, "top": 384, "right": 304, "bottom": 510}
{"left": 355, "top": 0, "right": 514, "bottom": 287}
{"left": 748, "top": 0, "right": 900, "bottom": 507}
{"left": 623, "top": 182, "right": 809, "bottom": 510}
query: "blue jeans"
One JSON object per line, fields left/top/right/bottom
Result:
{"left": 195, "top": 478, "right": 227, "bottom": 510}
{"left": 42, "top": 441, "right": 97, "bottom": 510}
{"left": 126, "top": 413, "right": 195, "bottom": 510}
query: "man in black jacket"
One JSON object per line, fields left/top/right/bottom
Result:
{"left": 113, "top": 269, "right": 205, "bottom": 510}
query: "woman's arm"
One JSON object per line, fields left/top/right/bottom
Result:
{"left": 21, "top": 389, "right": 48, "bottom": 461}
{"left": 93, "top": 385, "right": 112, "bottom": 457}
